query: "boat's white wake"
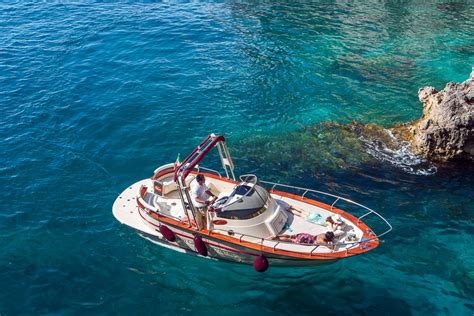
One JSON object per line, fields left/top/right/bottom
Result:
{"left": 359, "top": 130, "right": 437, "bottom": 175}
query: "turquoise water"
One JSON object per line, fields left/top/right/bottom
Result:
{"left": 1, "top": 2, "right": 473, "bottom": 315}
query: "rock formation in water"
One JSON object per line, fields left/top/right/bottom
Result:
{"left": 244, "top": 69, "right": 473, "bottom": 175}
{"left": 391, "top": 68, "right": 474, "bottom": 161}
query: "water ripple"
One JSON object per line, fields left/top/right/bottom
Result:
{"left": 360, "top": 129, "right": 438, "bottom": 175}
{"left": 1, "top": 2, "right": 473, "bottom": 315}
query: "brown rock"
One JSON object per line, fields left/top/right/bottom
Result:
{"left": 391, "top": 68, "right": 474, "bottom": 161}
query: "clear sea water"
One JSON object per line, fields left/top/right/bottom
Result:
{"left": 1, "top": 2, "right": 473, "bottom": 315}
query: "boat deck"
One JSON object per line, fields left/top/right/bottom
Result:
{"left": 113, "top": 176, "right": 366, "bottom": 255}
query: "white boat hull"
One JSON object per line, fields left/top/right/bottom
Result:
{"left": 113, "top": 135, "right": 391, "bottom": 270}
{"left": 113, "top": 178, "right": 368, "bottom": 267}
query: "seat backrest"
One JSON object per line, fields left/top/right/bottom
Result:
{"left": 161, "top": 181, "right": 177, "bottom": 195}
{"left": 160, "top": 174, "right": 197, "bottom": 196}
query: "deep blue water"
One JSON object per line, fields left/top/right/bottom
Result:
{"left": 1, "top": 2, "right": 473, "bottom": 315}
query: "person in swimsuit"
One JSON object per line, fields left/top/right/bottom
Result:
{"left": 287, "top": 205, "right": 307, "bottom": 218}
{"left": 326, "top": 214, "right": 346, "bottom": 237}
{"left": 315, "top": 231, "right": 335, "bottom": 248}
{"left": 271, "top": 231, "right": 335, "bottom": 247}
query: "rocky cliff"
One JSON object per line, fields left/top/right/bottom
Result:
{"left": 391, "top": 69, "right": 474, "bottom": 161}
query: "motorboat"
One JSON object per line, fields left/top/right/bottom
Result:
{"left": 112, "top": 134, "right": 392, "bottom": 271}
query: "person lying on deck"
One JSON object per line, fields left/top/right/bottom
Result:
{"left": 270, "top": 231, "right": 335, "bottom": 247}
{"left": 277, "top": 200, "right": 307, "bottom": 218}
{"left": 286, "top": 205, "right": 307, "bottom": 218}
{"left": 326, "top": 214, "right": 346, "bottom": 237}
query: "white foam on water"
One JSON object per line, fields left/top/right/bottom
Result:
{"left": 360, "top": 130, "right": 437, "bottom": 175}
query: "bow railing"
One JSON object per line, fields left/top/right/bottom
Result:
{"left": 260, "top": 180, "right": 393, "bottom": 240}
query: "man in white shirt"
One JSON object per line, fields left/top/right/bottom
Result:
{"left": 190, "top": 174, "right": 216, "bottom": 229}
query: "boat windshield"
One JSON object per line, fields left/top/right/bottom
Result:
{"left": 217, "top": 180, "right": 270, "bottom": 220}
{"left": 234, "top": 184, "right": 251, "bottom": 196}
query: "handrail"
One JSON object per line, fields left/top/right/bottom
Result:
{"left": 173, "top": 134, "right": 226, "bottom": 182}
{"left": 153, "top": 163, "right": 222, "bottom": 181}
{"left": 196, "top": 166, "right": 222, "bottom": 178}
{"left": 138, "top": 199, "right": 382, "bottom": 252}
{"left": 260, "top": 180, "right": 393, "bottom": 239}
{"left": 213, "top": 174, "right": 267, "bottom": 212}
{"left": 137, "top": 200, "right": 184, "bottom": 223}
{"left": 171, "top": 134, "right": 227, "bottom": 230}
{"left": 211, "top": 225, "right": 376, "bottom": 249}
{"left": 153, "top": 163, "right": 175, "bottom": 176}
{"left": 175, "top": 134, "right": 214, "bottom": 179}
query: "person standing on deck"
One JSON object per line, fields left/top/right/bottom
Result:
{"left": 190, "top": 174, "right": 216, "bottom": 229}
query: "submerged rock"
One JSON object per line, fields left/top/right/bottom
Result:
{"left": 392, "top": 69, "right": 474, "bottom": 161}
{"left": 346, "top": 122, "right": 437, "bottom": 175}
{"left": 235, "top": 70, "right": 472, "bottom": 176}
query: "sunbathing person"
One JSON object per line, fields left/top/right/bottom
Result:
{"left": 271, "top": 231, "right": 335, "bottom": 247}
{"left": 326, "top": 214, "right": 346, "bottom": 237}
{"left": 315, "top": 231, "right": 335, "bottom": 247}
{"left": 287, "top": 205, "right": 307, "bottom": 218}
{"left": 277, "top": 200, "right": 307, "bottom": 218}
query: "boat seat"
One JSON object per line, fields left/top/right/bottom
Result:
{"left": 143, "top": 192, "right": 155, "bottom": 205}
{"left": 156, "top": 201, "right": 171, "bottom": 213}
{"left": 207, "top": 181, "right": 221, "bottom": 196}
{"left": 157, "top": 175, "right": 197, "bottom": 196}
{"left": 161, "top": 180, "right": 177, "bottom": 195}
{"left": 139, "top": 185, "right": 148, "bottom": 199}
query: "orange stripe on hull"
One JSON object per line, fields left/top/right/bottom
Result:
{"left": 142, "top": 170, "right": 378, "bottom": 260}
